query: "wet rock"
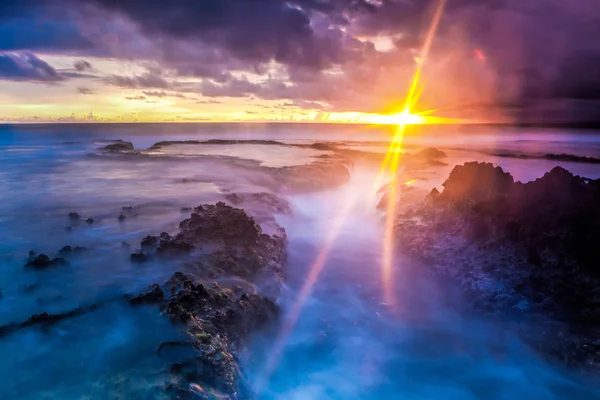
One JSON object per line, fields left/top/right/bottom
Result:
{"left": 86, "top": 218, "right": 95, "bottom": 224}
{"left": 68, "top": 212, "right": 81, "bottom": 221}
{"left": 133, "top": 202, "right": 287, "bottom": 398}
{"left": 130, "top": 252, "right": 150, "bottom": 264}
{"left": 415, "top": 147, "right": 447, "bottom": 159}
{"left": 57, "top": 245, "right": 87, "bottom": 256}
{"left": 396, "top": 162, "right": 600, "bottom": 371}
{"left": 101, "top": 140, "right": 134, "bottom": 152}
{"left": 24, "top": 254, "right": 69, "bottom": 268}
{"left": 129, "top": 284, "right": 164, "bottom": 305}
{"left": 118, "top": 214, "right": 127, "bottom": 222}
{"left": 0, "top": 303, "right": 101, "bottom": 337}
{"left": 224, "top": 192, "right": 293, "bottom": 215}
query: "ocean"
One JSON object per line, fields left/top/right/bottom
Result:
{"left": 1, "top": 123, "right": 600, "bottom": 399}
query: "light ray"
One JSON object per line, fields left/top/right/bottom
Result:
{"left": 378, "top": 0, "right": 447, "bottom": 308}
{"left": 256, "top": 192, "right": 357, "bottom": 393}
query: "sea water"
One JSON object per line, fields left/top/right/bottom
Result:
{"left": 0, "top": 123, "right": 599, "bottom": 399}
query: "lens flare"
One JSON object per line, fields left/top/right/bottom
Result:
{"left": 259, "top": 0, "right": 449, "bottom": 390}
{"left": 378, "top": 0, "right": 447, "bottom": 308}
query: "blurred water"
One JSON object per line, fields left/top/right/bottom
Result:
{"left": 0, "top": 123, "right": 599, "bottom": 398}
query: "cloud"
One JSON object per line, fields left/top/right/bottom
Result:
{"left": 0, "top": 51, "right": 63, "bottom": 82}
{"left": 77, "top": 87, "right": 94, "bottom": 94}
{"left": 106, "top": 71, "right": 172, "bottom": 89}
{"left": 142, "top": 90, "right": 190, "bottom": 99}
{"left": 197, "top": 98, "right": 221, "bottom": 104}
{"left": 74, "top": 60, "right": 92, "bottom": 71}
{"left": 125, "top": 95, "right": 146, "bottom": 100}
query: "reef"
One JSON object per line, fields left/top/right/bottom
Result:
{"left": 100, "top": 140, "right": 135, "bottom": 152}
{"left": 395, "top": 162, "right": 600, "bottom": 371}
{"left": 130, "top": 202, "right": 287, "bottom": 398}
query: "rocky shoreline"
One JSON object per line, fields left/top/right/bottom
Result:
{"left": 393, "top": 162, "right": 600, "bottom": 372}
{"left": 3, "top": 202, "right": 287, "bottom": 399}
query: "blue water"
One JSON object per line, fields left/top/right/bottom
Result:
{"left": 1, "top": 123, "right": 600, "bottom": 399}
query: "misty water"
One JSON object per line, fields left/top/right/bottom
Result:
{"left": 1, "top": 123, "right": 600, "bottom": 399}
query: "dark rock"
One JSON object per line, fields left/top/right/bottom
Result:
{"left": 101, "top": 140, "right": 134, "bottom": 152}
{"left": 25, "top": 254, "right": 69, "bottom": 268}
{"left": 58, "top": 246, "right": 87, "bottom": 256}
{"left": 224, "top": 192, "right": 293, "bottom": 215}
{"left": 122, "top": 206, "right": 133, "bottom": 211}
{"left": 121, "top": 241, "right": 131, "bottom": 250}
{"left": 132, "top": 202, "right": 287, "bottom": 397}
{"left": 118, "top": 214, "right": 126, "bottom": 222}
{"left": 129, "top": 284, "right": 164, "bottom": 305}
{"left": 396, "top": 162, "right": 600, "bottom": 372}
{"left": 130, "top": 252, "right": 150, "bottom": 264}
{"left": 86, "top": 218, "right": 95, "bottom": 224}
{"left": 58, "top": 245, "right": 72, "bottom": 255}
{"left": 141, "top": 235, "right": 158, "bottom": 250}
{"left": 415, "top": 147, "right": 447, "bottom": 159}
{"left": 68, "top": 212, "right": 81, "bottom": 221}
{"left": 439, "top": 161, "right": 514, "bottom": 203}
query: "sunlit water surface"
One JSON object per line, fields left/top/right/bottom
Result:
{"left": 1, "top": 124, "right": 599, "bottom": 399}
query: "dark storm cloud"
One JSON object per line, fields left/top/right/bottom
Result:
{"left": 0, "top": 51, "right": 63, "bottom": 82}
{"left": 85, "top": 0, "right": 371, "bottom": 70}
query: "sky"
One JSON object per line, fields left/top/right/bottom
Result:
{"left": 0, "top": 0, "right": 598, "bottom": 124}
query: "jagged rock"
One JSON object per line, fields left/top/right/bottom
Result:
{"left": 415, "top": 147, "right": 447, "bottom": 159}
{"left": 132, "top": 202, "right": 287, "bottom": 398}
{"left": 396, "top": 162, "right": 600, "bottom": 371}
{"left": 68, "top": 212, "right": 81, "bottom": 221}
{"left": 25, "top": 254, "right": 69, "bottom": 268}
{"left": 57, "top": 245, "right": 87, "bottom": 256}
{"left": 101, "top": 140, "right": 134, "bottom": 152}
{"left": 129, "top": 284, "right": 164, "bottom": 305}
{"left": 224, "top": 192, "right": 293, "bottom": 215}
{"left": 130, "top": 252, "right": 150, "bottom": 264}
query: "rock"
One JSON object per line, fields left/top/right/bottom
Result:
{"left": 86, "top": 218, "right": 95, "bottom": 224}
{"left": 130, "top": 252, "right": 150, "bottom": 264}
{"left": 415, "top": 147, "right": 447, "bottom": 159}
{"left": 439, "top": 161, "right": 514, "bottom": 204}
{"left": 225, "top": 192, "right": 293, "bottom": 215}
{"left": 131, "top": 202, "right": 287, "bottom": 398}
{"left": 118, "top": 214, "right": 126, "bottom": 222}
{"left": 122, "top": 206, "right": 133, "bottom": 211}
{"left": 25, "top": 254, "right": 69, "bottom": 268}
{"left": 129, "top": 284, "right": 164, "bottom": 305}
{"left": 395, "top": 162, "right": 600, "bottom": 372}
{"left": 101, "top": 140, "right": 134, "bottom": 152}
{"left": 68, "top": 212, "right": 81, "bottom": 221}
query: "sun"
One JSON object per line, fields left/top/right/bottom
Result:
{"left": 390, "top": 108, "right": 425, "bottom": 125}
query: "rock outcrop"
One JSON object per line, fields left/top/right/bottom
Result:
{"left": 100, "top": 140, "right": 134, "bottom": 152}
{"left": 396, "top": 162, "right": 600, "bottom": 371}
{"left": 131, "top": 202, "right": 287, "bottom": 398}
